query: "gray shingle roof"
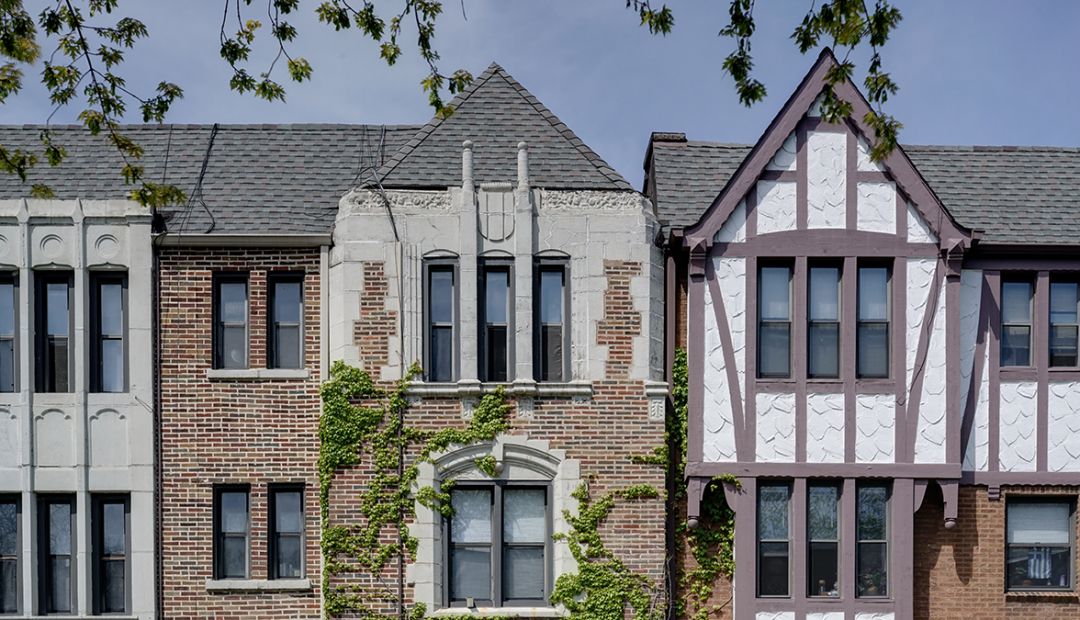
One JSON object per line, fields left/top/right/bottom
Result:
{"left": 0, "top": 124, "right": 419, "bottom": 235}
{"left": 375, "top": 63, "right": 632, "bottom": 191}
{"left": 646, "top": 140, "right": 752, "bottom": 232}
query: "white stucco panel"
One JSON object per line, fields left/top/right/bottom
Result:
{"left": 963, "top": 343, "right": 991, "bottom": 472}
{"left": 915, "top": 279, "right": 948, "bottom": 464}
{"left": 756, "top": 392, "right": 796, "bottom": 462}
{"left": 907, "top": 200, "right": 938, "bottom": 244}
{"left": 855, "top": 613, "right": 895, "bottom": 620}
{"left": 856, "top": 135, "right": 886, "bottom": 172}
{"left": 856, "top": 181, "right": 896, "bottom": 234}
{"left": 999, "top": 381, "right": 1038, "bottom": 472}
{"left": 756, "top": 612, "right": 795, "bottom": 620}
{"left": 906, "top": 258, "right": 936, "bottom": 396}
{"left": 959, "top": 270, "right": 983, "bottom": 416}
{"left": 806, "top": 392, "right": 845, "bottom": 463}
{"left": 1047, "top": 382, "right": 1080, "bottom": 472}
{"left": 715, "top": 258, "right": 747, "bottom": 395}
{"left": 855, "top": 393, "right": 895, "bottom": 463}
{"left": 703, "top": 283, "right": 737, "bottom": 462}
{"left": 0, "top": 410, "right": 17, "bottom": 467}
{"left": 756, "top": 181, "right": 797, "bottom": 235}
{"left": 806, "top": 131, "right": 847, "bottom": 229}
{"left": 766, "top": 131, "right": 798, "bottom": 171}
{"left": 807, "top": 93, "right": 827, "bottom": 117}
{"left": 715, "top": 199, "right": 747, "bottom": 243}
{"left": 807, "top": 613, "right": 845, "bottom": 620}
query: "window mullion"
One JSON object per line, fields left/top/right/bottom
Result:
{"left": 493, "top": 485, "right": 503, "bottom": 606}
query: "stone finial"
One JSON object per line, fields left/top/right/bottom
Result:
{"left": 462, "top": 140, "right": 474, "bottom": 189}
{"left": 517, "top": 141, "right": 529, "bottom": 192}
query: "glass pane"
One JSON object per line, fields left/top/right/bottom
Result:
{"left": 222, "top": 326, "right": 247, "bottom": 368}
{"left": 430, "top": 270, "right": 454, "bottom": 324}
{"left": 485, "top": 270, "right": 508, "bottom": 325}
{"left": 431, "top": 326, "right": 452, "bottom": 382}
{"left": 504, "top": 489, "right": 546, "bottom": 543}
{"left": 451, "top": 489, "right": 491, "bottom": 543}
{"left": 273, "top": 280, "right": 302, "bottom": 324}
{"left": 275, "top": 492, "right": 303, "bottom": 533}
{"left": 49, "top": 503, "right": 70, "bottom": 555}
{"left": 808, "top": 323, "right": 839, "bottom": 378}
{"left": 858, "top": 268, "right": 889, "bottom": 321}
{"left": 1050, "top": 283, "right": 1078, "bottom": 325}
{"left": 221, "top": 492, "right": 247, "bottom": 534}
{"left": 760, "top": 267, "right": 790, "bottom": 321}
{"left": 99, "top": 283, "right": 123, "bottom": 336}
{"left": 540, "top": 270, "right": 563, "bottom": 324}
{"left": 219, "top": 281, "right": 247, "bottom": 323}
{"left": 808, "top": 486, "right": 838, "bottom": 540}
{"left": 275, "top": 325, "right": 301, "bottom": 369}
{"left": 0, "top": 340, "right": 12, "bottom": 393}
{"left": 46, "top": 281, "right": 69, "bottom": 335}
{"left": 1008, "top": 545, "right": 1071, "bottom": 588}
{"left": 486, "top": 325, "right": 507, "bottom": 382}
{"left": 1001, "top": 282, "right": 1032, "bottom": 324}
{"left": 276, "top": 535, "right": 302, "bottom": 578}
{"left": 857, "top": 486, "right": 888, "bottom": 541}
{"left": 758, "top": 541, "right": 789, "bottom": 596}
{"left": 1008, "top": 503, "right": 1070, "bottom": 544}
{"left": 809, "top": 541, "right": 839, "bottom": 596}
{"left": 49, "top": 338, "right": 69, "bottom": 391}
{"left": 103, "top": 502, "right": 125, "bottom": 555}
{"left": 541, "top": 325, "right": 563, "bottom": 382}
{"left": 451, "top": 547, "right": 491, "bottom": 600}
{"left": 1001, "top": 325, "right": 1031, "bottom": 367}
{"left": 0, "top": 503, "right": 13, "bottom": 556}
{"left": 222, "top": 536, "right": 246, "bottom": 578}
{"left": 809, "top": 267, "right": 839, "bottom": 321}
{"left": 1050, "top": 325, "right": 1078, "bottom": 367}
{"left": 101, "top": 339, "right": 124, "bottom": 392}
{"left": 857, "top": 323, "right": 889, "bottom": 378}
{"left": 758, "top": 323, "right": 790, "bottom": 377}
{"left": 758, "top": 485, "right": 789, "bottom": 540}
{"left": 49, "top": 556, "right": 70, "bottom": 612}
{"left": 504, "top": 546, "right": 544, "bottom": 600}
{"left": 1, "top": 560, "right": 15, "bottom": 613}
{"left": 857, "top": 542, "right": 887, "bottom": 597}
{"left": 0, "top": 283, "right": 13, "bottom": 336}
{"left": 103, "top": 559, "right": 125, "bottom": 612}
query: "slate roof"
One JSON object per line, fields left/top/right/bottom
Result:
{"left": 645, "top": 138, "right": 752, "bottom": 232}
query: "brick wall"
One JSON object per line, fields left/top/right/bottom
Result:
{"left": 160, "top": 247, "right": 322, "bottom": 619}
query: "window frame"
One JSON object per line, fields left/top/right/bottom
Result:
{"left": 92, "top": 495, "right": 130, "bottom": 615}
{"left": 0, "top": 494, "right": 19, "bottom": 616}
{"left": 35, "top": 272, "right": 73, "bottom": 393}
{"left": 37, "top": 495, "right": 76, "bottom": 615}
{"left": 1005, "top": 497, "right": 1076, "bottom": 592}
{"left": 213, "top": 486, "right": 251, "bottom": 580}
{"left": 0, "top": 274, "right": 17, "bottom": 394}
{"left": 534, "top": 259, "right": 570, "bottom": 383}
{"left": 1001, "top": 278, "right": 1034, "bottom": 368}
{"left": 807, "top": 264, "right": 842, "bottom": 379}
{"left": 479, "top": 260, "right": 513, "bottom": 383}
{"left": 756, "top": 481, "right": 792, "bottom": 598}
{"left": 443, "top": 482, "right": 552, "bottom": 608}
{"left": 90, "top": 273, "right": 128, "bottom": 393}
{"left": 268, "top": 484, "right": 306, "bottom": 580}
{"left": 1048, "top": 279, "right": 1079, "bottom": 368}
{"left": 424, "top": 261, "right": 458, "bottom": 383}
{"left": 267, "top": 273, "right": 305, "bottom": 370}
{"left": 758, "top": 264, "right": 793, "bottom": 379}
{"left": 856, "top": 264, "right": 891, "bottom": 379}
{"left": 807, "top": 482, "right": 841, "bottom": 598}
{"left": 855, "top": 483, "right": 890, "bottom": 599}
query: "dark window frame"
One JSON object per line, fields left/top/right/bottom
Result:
{"left": 807, "top": 263, "right": 842, "bottom": 379}
{"left": 0, "top": 274, "right": 17, "bottom": 394}
{"left": 37, "top": 495, "right": 76, "bottom": 615}
{"left": 0, "top": 494, "right": 19, "bottom": 615}
{"left": 758, "top": 263, "right": 793, "bottom": 379}
{"left": 807, "top": 482, "right": 841, "bottom": 597}
{"left": 1005, "top": 497, "right": 1076, "bottom": 592}
{"left": 756, "top": 481, "right": 792, "bottom": 598}
{"left": 35, "top": 272, "right": 73, "bottom": 393}
{"left": 267, "top": 273, "right": 305, "bottom": 370}
{"left": 534, "top": 259, "right": 569, "bottom": 383}
{"left": 90, "top": 273, "right": 128, "bottom": 393}
{"left": 268, "top": 484, "right": 306, "bottom": 580}
{"left": 213, "top": 485, "right": 251, "bottom": 580}
{"left": 855, "top": 482, "right": 890, "bottom": 599}
{"left": 479, "top": 260, "right": 513, "bottom": 383}
{"left": 92, "top": 495, "right": 130, "bottom": 615}
{"left": 1049, "top": 279, "right": 1079, "bottom": 368}
{"left": 212, "top": 273, "right": 250, "bottom": 370}
{"left": 856, "top": 264, "right": 891, "bottom": 379}
{"left": 424, "top": 261, "right": 458, "bottom": 383}
{"left": 1001, "top": 277, "right": 1034, "bottom": 368}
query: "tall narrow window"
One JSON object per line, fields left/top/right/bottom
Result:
{"left": 808, "top": 484, "right": 840, "bottom": 597}
{"left": 269, "top": 275, "right": 304, "bottom": 369}
{"left": 0, "top": 496, "right": 18, "bottom": 614}
{"left": 38, "top": 496, "right": 74, "bottom": 614}
{"left": 91, "top": 274, "right": 126, "bottom": 392}
{"left": 35, "top": 274, "right": 72, "bottom": 392}
{"left": 759, "top": 266, "right": 792, "bottom": 378}
{"left": 537, "top": 265, "right": 566, "bottom": 382}
{"left": 856, "top": 484, "right": 888, "bottom": 598}
{"left": 270, "top": 486, "right": 304, "bottom": 579}
{"left": 481, "top": 265, "right": 510, "bottom": 382}
{"left": 1001, "top": 280, "right": 1033, "bottom": 367}
{"left": 757, "top": 483, "right": 791, "bottom": 597}
{"left": 214, "top": 275, "right": 249, "bottom": 369}
{"left": 214, "top": 487, "right": 249, "bottom": 580}
{"left": 1049, "top": 282, "right": 1078, "bottom": 367}
{"left": 1006, "top": 500, "right": 1073, "bottom": 590}
{"left": 428, "top": 266, "right": 455, "bottom": 382}
{"left": 450, "top": 487, "right": 492, "bottom": 605}
{"left": 808, "top": 266, "right": 840, "bottom": 378}
{"left": 93, "top": 496, "right": 128, "bottom": 614}
{"left": 857, "top": 267, "right": 890, "bottom": 378}
{"left": 0, "top": 276, "right": 15, "bottom": 393}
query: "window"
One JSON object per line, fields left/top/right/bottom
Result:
{"left": 214, "top": 487, "right": 249, "bottom": 580}
{"left": 758, "top": 266, "right": 792, "bottom": 378}
{"left": 808, "top": 484, "right": 840, "bottom": 597}
{"left": 214, "top": 275, "right": 249, "bottom": 369}
{"left": 91, "top": 274, "right": 126, "bottom": 392}
{"left": 481, "top": 264, "right": 510, "bottom": 382}
{"left": 448, "top": 485, "right": 549, "bottom": 607}
{"left": 757, "top": 483, "right": 791, "bottom": 597}
{"left": 1007, "top": 500, "right": 1074, "bottom": 591}
{"left": 1050, "top": 281, "right": 1078, "bottom": 367}
{"left": 38, "top": 496, "right": 74, "bottom": 614}
{"left": 35, "top": 273, "right": 72, "bottom": 392}
{"left": 856, "top": 484, "right": 888, "bottom": 598}
{"left": 269, "top": 486, "right": 304, "bottom": 579}
{"left": 1001, "top": 280, "right": 1033, "bottom": 367}
{"left": 0, "top": 496, "right": 18, "bottom": 614}
{"left": 92, "top": 496, "right": 128, "bottom": 614}
{"left": 536, "top": 263, "right": 567, "bottom": 382}
{"left": 268, "top": 275, "right": 304, "bottom": 369}
{"left": 856, "top": 266, "right": 890, "bottom": 378}
{"left": 427, "top": 265, "right": 456, "bottom": 382}
{"left": 808, "top": 266, "right": 840, "bottom": 378}
{"left": 0, "top": 276, "right": 15, "bottom": 393}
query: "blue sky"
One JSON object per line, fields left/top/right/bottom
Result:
{"left": 4, "top": 1, "right": 1079, "bottom": 190}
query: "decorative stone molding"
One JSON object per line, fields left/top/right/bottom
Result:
{"left": 342, "top": 189, "right": 452, "bottom": 213}
{"left": 538, "top": 190, "right": 647, "bottom": 213}
{"left": 205, "top": 578, "right": 312, "bottom": 592}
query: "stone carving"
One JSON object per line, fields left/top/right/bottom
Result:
{"left": 856, "top": 135, "right": 886, "bottom": 172}
{"left": 999, "top": 381, "right": 1038, "bottom": 472}
{"left": 807, "top": 131, "right": 847, "bottom": 229}
{"left": 714, "top": 199, "right": 746, "bottom": 243}
{"left": 907, "top": 201, "right": 938, "bottom": 244}
{"left": 703, "top": 284, "right": 737, "bottom": 462}
{"left": 461, "top": 397, "right": 478, "bottom": 420}
{"left": 756, "top": 392, "right": 796, "bottom": 462}
{"left": 716, "top": 257, "right": 746, "bottom": 401}
{"left": 915, "top": 280, "right": 948, "bottom": 464}
{"left": 756, "top": 181, "right": 797, "bottom": 235}
{"left": 539, "top": 190, "right": 647, "bottom": 212}
{"left": 95, "top": 233, "right": 120, "bottom": 259}
{"left": 478, "top": 188, "right": 514, "bottom": 241}
{"left": 855, "top": 393, "right": 895, "bottom": 463}
{"left": 345, "top": 190, "right": 451, "bottom": 213}
{"left": 517, "top": 396, "right": 535, "bottom": 420}
{"left": 0, "top": 409, "right": 17, "bottom": 468}
{"left": 856, "top": 181, "right": 896, "bottom": 234}
{"left": 0, "top": 234, "right": 9, "bottom": 261}
{"left": 40, "top": 233, "right": 64, "bottom": 258}
{"left": 648, "top": 397, "right": 664, "bottom": 421}
{"left": 1047, "top": 382, "right": 1080, "bottom": 472}
{"left": 806, "top": 393, "right": 845, "bottom": 463}
{"left": 766, "top": 131, "right": 798, "bottom": 171}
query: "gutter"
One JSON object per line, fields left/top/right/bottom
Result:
{"left": 156, "top": 234, "right": 332, "bottom": 247}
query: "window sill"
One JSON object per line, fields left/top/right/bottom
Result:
{"left": 206, "top": 368, "right": 311, "bottom": 381}
{"left": 205, "top": 578, "right": 312, "bottom": 592}
{"left": 430, "top": 607, "right": 565, "bottom": 618}
{"left": 1005, "top": 590, "right": 1078, "bottom": 600}
{"left": 406, "top": 381, "right": 593, "bottom": 399}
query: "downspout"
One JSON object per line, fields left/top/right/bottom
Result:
{"left": 152, "top": 222, "right": 164, "bottom": 620}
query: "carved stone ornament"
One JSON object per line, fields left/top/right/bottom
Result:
{"left": 540, "top": 190, "right": 646, "bottom": 213}
{"left": 344, "top": 190, "right": 451, "bottom": 213}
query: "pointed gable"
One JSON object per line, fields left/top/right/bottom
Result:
{"left": 375, "top": 63, "right": 631, "bottom": 191}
